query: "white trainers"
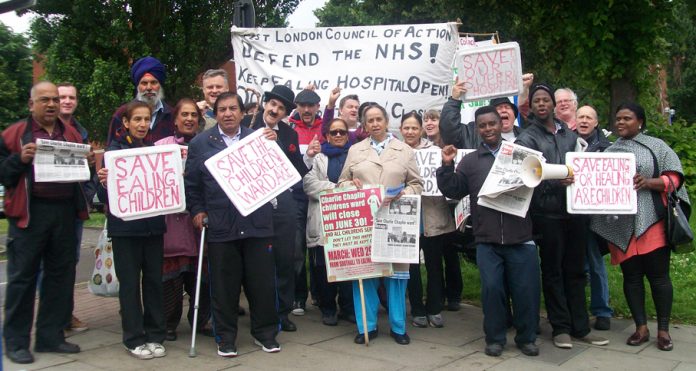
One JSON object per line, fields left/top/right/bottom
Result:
{"left": 146, "top": 342, "right": 167, "bottom": 358}
{"left": 126, "top": 344, "right": 154, "bottom": 360}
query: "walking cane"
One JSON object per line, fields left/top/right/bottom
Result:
{"left": 189, "top": 217, "right": 208, "bottom": 358}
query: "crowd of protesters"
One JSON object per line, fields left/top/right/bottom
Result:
{"left": 1, "top": 56, "right": 689, "bottom": 365}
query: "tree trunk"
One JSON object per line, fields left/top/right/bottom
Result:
{"left": 609, "top": 77, "right": 638, "bottom": 131}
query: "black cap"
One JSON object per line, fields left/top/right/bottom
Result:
{"left": 528, "top": 83, "right": 556, "bottom": 108}
{"left": 489, "top": 97, "right": 519, "bottom": 118}
{"left": 294, "top": 89, "right": 321, "bottom": 105}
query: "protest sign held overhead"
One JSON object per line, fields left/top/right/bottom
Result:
{"left": 416, "top": 147, "right": 474, "bottom": 196}
{"left": 320, "top": 186, "right": 393, "bottom": 282}
{"left": 455, "top": 42, "right": 523, "bottom": 102}
{"left": 204, "top": 129, "right": 301, "bottom": 217}
{"left": 566, "top": 152, "right": 637, "bottom": 214}
{"left": 231, "top": 23, "right": 459, "bottom": 131}
{"left": 104, "top": 144, "right": 185, "bottom": 221}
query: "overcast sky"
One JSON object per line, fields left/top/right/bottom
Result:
{"left": 0, "top": 0, "right": 327, "bottom": 34}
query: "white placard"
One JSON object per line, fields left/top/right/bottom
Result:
{"left": 105, "top": 144, "right": 185, "bottom": 221}
{"left": 455, "top": 42, "right": 523, "bottom": 102}
{"left": 231, "top": 23, "right": 459, "bottom": 132}
{"left": 566, "top": 152, "right": 637, "bottom": 214}
{"left": 415, "top": 147, "right": 474, "bottom": 196}
{"left": 204, "top": 129, "right": 302, "bottom": 216}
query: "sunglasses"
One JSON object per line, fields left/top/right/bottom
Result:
{"left": 329, "top": 129, "right": 348, "bottom": 136}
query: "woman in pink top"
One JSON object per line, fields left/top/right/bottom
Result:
{"left": 591, "top": 102, "right": 690, "bottom": 352}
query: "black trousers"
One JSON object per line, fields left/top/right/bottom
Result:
{"left": 620, "top": 246, "right": 672, "bottom": 331}
{"left": 408, "top": 234, "right": 447, "bottom": 316}
{"left": 162, "top": 270, "right": 211, "bottom": 332}
{"left": 294, "top": 197, "right": 310, "bottom": 303}
{"left": 443, "top": 235, "right": 463, "bottom": 304}
{"left": 309, "top": 246, "right": 353, "bottom": 316}
{"left": 3, "top": 200, "right": 77, "bottom": 351}
{"left": 534, "top": 215, "right": 590, "bottom": 338}
{"left": 208, "top": 237, "right": 278, "bottom": 344}
{"left": 272, "top": 191, "right": 297, "bottom": 317}
{"left": 112, "top": 235, "right": 166, "bottom": 349}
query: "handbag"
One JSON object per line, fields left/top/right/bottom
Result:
{"left": 666, "top": 177, "right": 694, "bottom": 254}
{"left": 88, "top": 221, "right": 120, "bottom": 297}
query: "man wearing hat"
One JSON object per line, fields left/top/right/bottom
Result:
{"left": 490, "top": 97, "right": 524, "bottom": 142}
{"left": 515, "top": 83, "right": 609, "bottom": 350}
{"left": 106, "top": 56, "right": 175, "bottom": 145}
{"left": 242, "top": 85, "right": 309, "bottom": 332}
{"left": 288, "top": 89, "right": 324, "bottom": 316}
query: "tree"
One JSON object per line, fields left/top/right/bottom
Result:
{"left": 28, "top": 0, "right": 299, "bottom": 141}
{"left": 316, "top": 0, "right": 676, "bottom": 126}
{"left": 0, "top": 23, "right": 32, "bottom": 129}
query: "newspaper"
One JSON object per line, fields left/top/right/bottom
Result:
{"left": 477, "top": 142, "right": 542, "bottom": 218}
{"left": 371, "top": 195, "right": 421, "bottom": 264}
{"left": 454, "top": 195, "right": 471, "bottom": 231}
{"left": 33, "top": 138, "right": 91, "bottom": 183}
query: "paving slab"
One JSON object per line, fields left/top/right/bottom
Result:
{"left": 563, "top": 347, "right": 679, "bottom": 370}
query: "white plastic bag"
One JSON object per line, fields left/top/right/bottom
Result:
{"left": 88, "top": 221, "right": 119, "bottom": 297}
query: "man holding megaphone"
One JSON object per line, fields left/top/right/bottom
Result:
{"left": 515, "top": 84, "right": 609, "bottom": 350}
{"left": 437, "top": 106, "right": 541, "bottom": 358}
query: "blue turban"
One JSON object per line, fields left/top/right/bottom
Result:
{"left": 130, "top": 56, "right": 166, "bottom": 86}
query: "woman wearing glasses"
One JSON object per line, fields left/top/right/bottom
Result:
{"left": 304, "top": 118, "right": 356, "bottom": 326}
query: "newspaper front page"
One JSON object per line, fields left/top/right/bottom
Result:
{"left": 371, "top": 195, "right": 421, "bottom": 264}
{"left": 477, "top": 141, "right": 542, "bottom": 217}
{"left": 34, "top": 138, "right": 91, "bottom": 183}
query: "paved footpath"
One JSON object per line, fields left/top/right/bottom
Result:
{"left": 4, "top": 283, "right": 696, "bottom": 371}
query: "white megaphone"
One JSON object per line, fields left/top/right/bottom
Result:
{"left": 520, "top": 155, "right": 574, "bottom": 188}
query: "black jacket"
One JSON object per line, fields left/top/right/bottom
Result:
{"left": 436, "top": 143, "right": 533, "bottom": 245}
{"left": 98, "top": 136, "right": 166, "bottom": 237}
{"left": 515, "top": 116, "right": 579, "bottom": 217}
{"left": 583, "top": 128, "right": 612, "bottom": 153}
{"left": 185, "top": 125, "right": 274, "bottom": 243}
{"left": 440, "top": 97, "right": 523, "bottom": 149}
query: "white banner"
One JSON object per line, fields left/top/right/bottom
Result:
{"left": 104, "top": 145, "right": 186, "bottom": 221}
{"left": 566, "top": 152, "right": 637, "bottom": 214}
{"left": 34, "top": 139, "right": 91, "bottom": 183}
{"left": 415, "top": 147, "right": 474, "bottom": 196}
{"left": 231, "top": 23, "right": 459, "bottom": 131}
{"left": 204, "top": 130, "right": 302, "bottom": 216}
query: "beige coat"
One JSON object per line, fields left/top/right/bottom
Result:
{"left": 303, "top": 153, "right": 334, "bottom": 248}
{"left": 338, "top": 136, "right": 423, "bottom": 272}
{"left": 414, "top": 139, "right": 456, "bottom": 237}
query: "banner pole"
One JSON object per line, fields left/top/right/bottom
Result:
{"left": 358, "top": 278, "right": 369, "bottom": 346}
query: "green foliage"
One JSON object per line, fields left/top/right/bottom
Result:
{"left": 649, "top": 119, "right": 696, "bottom": 199}
{"left": 666, "top": 1, "right": 696, "bottom": 122}
{"left": 316, "top": 0, "right": 675, "bottom": 125}
{"left": 0, "top": 24, "right": 32, "bottom": 129}
{"left": 29, "top": 0, "right": 299, "bottom": 142}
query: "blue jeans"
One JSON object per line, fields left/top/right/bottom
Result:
{"left": 476, "top": 242, "right": 540, "bottom": 345}
{"left": 585, "top": 233, "right": 613, "bottom": 318}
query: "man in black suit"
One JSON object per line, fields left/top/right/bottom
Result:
{"left": 241, "top": 85, "right": 308, "bottom": 332}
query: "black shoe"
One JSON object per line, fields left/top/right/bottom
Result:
{"left": 517, "top": 342, "right": 539, "bottom": 356}
{"left": 238, "top": 307, "right": 246, "bottom": 316}
{"left": 280, "top": 317, "right": 297, "bottom": 332}
{"left": 6, "top": 348, "right": 34, "bottom": 364}
{"left": 165, "top": 330, "right": 177, "bottom": 341}
{"left": 35, "top": 341, "right": 80, "bottom": 354}
{"left": 484, "top": 343, "right": 503, "bottom": 357}
{"left": 389, "top": 330, "right": 410, "bottom": 345}
{"left": 594, "top": 316, "right": 611, "bottom": 331}
{"left": 446, "top": 301, "right": 461, "bottom": 312}
{"left": 217, "top": 342, "right": 238, "bottom": 357}
{"left": 322, "top": 313, "right": 338, "bottom": 326}
{"left": 338, "top": 312, "right": 357, "bottom": 324}
{"left": 354, "top": 329, "right": 378, "bottom": 344}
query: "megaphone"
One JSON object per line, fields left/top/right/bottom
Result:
{"left": 520, "top": 155, "right": 573, "bottom": 188}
